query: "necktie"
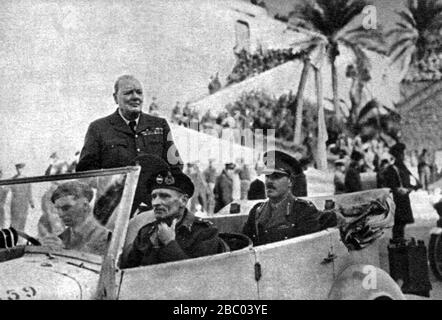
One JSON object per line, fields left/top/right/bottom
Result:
{"left": 129, "top": 121, "right": 136, "bottom": 134}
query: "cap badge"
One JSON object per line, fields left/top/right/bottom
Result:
{"left": 165, "top": 171, "right": 175, "bottom": 185}
{"left": 156, "top": 174, "right": 164, "bottom": 184}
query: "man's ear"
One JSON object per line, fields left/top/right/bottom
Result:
{"left": 288, "top": 176, "right": 294, "bottom": 188}
{"left": 113, "top": 92, "right": 118, "bottom": 105}
{"left": 180, "top": 194, "right": 189, "bottom": 206}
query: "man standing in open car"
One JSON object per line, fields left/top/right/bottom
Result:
{"left": 243, "top": 150, "right": 336, "bottom": 246}
{"left": 75, "top": 75, "right": 183, "bottom": 215}
{"left": 124, "top": 165, "right": 225, "bottom": 268}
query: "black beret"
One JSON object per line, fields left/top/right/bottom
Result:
{"left": 51, "top": 181, "right": 94, "bottom": 204}
{"left": 262, "top": 150, "right": 302, "bottom": 176}
{"left": 149, "top": 165, "right": 194, "bottom": 198}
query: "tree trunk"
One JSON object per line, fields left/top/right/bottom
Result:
{"left": 331, "top": 55, "right": 343, "bottom": 129}
{"left": 293, "top": 56, "right": 311, "bottom": 145}
{"left": 315, "top": 67, "right": 328, "bottom": 171}
{"left": 349, "top": 79, "right": 364, "bottom": 132}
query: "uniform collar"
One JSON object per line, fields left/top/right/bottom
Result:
{"left": 118, "top": 108, "right": 140, "bottom": 127}
{"left": 176, "top": 209, "right": 195, "bottom": 232}
{"left": 269, "top": 192, "right": 293, "bottom": 209}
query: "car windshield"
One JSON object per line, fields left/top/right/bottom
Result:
{"left": 0, "top": 167, "right": 138, "bottom": 260}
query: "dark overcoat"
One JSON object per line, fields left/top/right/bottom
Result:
{"left": 381, "top": 162, "right": 414, "bottom": 224}
{"left": 76, "top": 110, "right": 183, "bottom": 214}
{"left": 76, "top": 110, "right": 182, "bottom": 171}
{"left": 124, "top": 210, "right": 222, "bottom": 267}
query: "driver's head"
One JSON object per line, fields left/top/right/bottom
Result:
{"left": 149, "top": 168, "right": 194, "bottom": 223}
{"left": 262, "top": 150, "right": 301, "bottom": 201}
{"left": 51, "top": 181, "right": 94, "bottom": 228}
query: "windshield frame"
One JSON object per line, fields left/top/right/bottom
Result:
{"left": 0, "top": 166, "right": 140, "bottom": 264}
{"left": 0, "top": 167, "right": 139, "bottom": 186}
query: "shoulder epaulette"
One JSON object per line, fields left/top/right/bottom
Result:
{"left": 194, "top": 218, "right": 213, "bottom": 227}
{"left": 253, "top": 201, "right": 266, "bottom": 213}
{"left": 295, "top": 198, "right": 315, "bottom": 207}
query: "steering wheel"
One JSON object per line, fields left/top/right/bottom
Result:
{"left": 15, "top": 229, "right": 41, "bottom": 246}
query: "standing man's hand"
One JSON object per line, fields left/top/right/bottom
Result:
{"left": 157, "top": 219, "right": 178, "bottom": 245}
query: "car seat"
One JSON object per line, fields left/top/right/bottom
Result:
{"left": 218, "top": 233, "right": 253, "bottom": 251}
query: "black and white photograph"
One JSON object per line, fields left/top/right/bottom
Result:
{"left": 0, "top": 0, "right": 441, "bottom": 304}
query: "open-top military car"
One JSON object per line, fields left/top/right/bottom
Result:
{"left": 0, "top": 166, "right": 404, "bottom": 300}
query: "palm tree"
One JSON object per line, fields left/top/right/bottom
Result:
{"left": 288, "top": 0, "right": 386, "bottom": 134}
{"left": 346, "top": 62, "right": 371, "bottom": 128}
{"left": 293, "top": 51, "right": 311, "bottom": 145}
{"left": 314, "top": 64, "right": 328, "bottom": 170}
{"left": 387, "top": 0, "right": 442, "bottom": 77}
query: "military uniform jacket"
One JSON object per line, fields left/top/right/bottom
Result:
{"left": 58, "top": 216, "right": 111, "bottom": 256}
{"left": 242, "top": 193, "right": 322, "bottom": 246}
{"left": 124, "top": 210, "right": 222, "bottom": 267}
{"left": 76, "top": 110, "right": 183, "bottom": 172}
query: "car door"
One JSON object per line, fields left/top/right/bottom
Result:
{"left": 253, "top": 230, "right": 335, "bottom": 299}
{"left": 118, "top": 248, "right": 259, "bottom": 300}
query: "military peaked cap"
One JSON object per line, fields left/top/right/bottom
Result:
{"left": 262, "top": 150, "right": 302, "bottom": 176}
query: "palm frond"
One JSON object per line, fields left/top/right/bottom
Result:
{"left": 341, "top": 27, "right": 387, "bottom": 54}
{"left": 397, "top": 9, "right": 417, "bottom": 28}
{"left": 389, "top": 42, "right": 415, "bottom": 65}
{"left": 340, "top": 0, "right": 369, "bottom": 27}
{"left": 385, "top": 27, "right": 416, "bottom": 39}
{"left": 395, "top": 21, "right": 416, "bottom": 31}
{"left": 408, "top": 0, "right": 442, "bottom": 33}
{"left": 340, "top": 38, "right": 372, "bottom": 69}
{"left": 388, "top": 35, "right": 416, "bottom": 56}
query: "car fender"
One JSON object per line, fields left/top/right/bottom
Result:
{"left": 328, "top": 264, "right": 405, "bottom": 300}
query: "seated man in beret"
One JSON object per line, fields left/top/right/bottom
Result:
{"left": 40, "top": 181, "right": 111, "bottom": 256}
{"left": 123, "top": 166, "right": 225, "bottom": 268}
{"left": 243, "top": 150, "right": 338, "bottom": 246}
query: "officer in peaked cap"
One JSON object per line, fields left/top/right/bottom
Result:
{"left": 263, "top": 150, "right": 307, "bottom": 196}
{"left": 124, "top": 163, "right": 225, "bottom": 267}
{"left": 262, "top": 150, "right": 302, "bottom": 176}
{"left": 243, "top": 150, "right": 329, "bottom": 246}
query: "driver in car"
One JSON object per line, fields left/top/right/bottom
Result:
{"left": 123, "top": 165, "right": 224, "bottom": 268}
{"left": 243, "top": 150, "right": 337, "bottom": 246}
{"left": 40, "top": 181, "right": 111, "bottom": 256}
